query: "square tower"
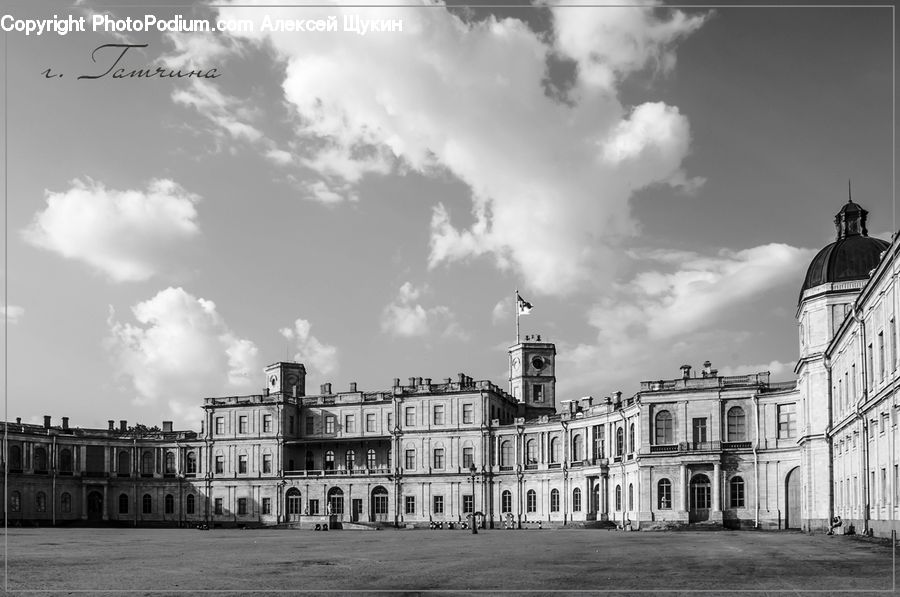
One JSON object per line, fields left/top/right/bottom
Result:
{"left": 264, "top": 362, "right": 306, "bottom": 397}
{"left": 509, "top": 339, "right": 556, "bottom": 409}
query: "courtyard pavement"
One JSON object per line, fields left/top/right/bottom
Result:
{"left": 5, "top": 527, "right": 897, "bottom": 595}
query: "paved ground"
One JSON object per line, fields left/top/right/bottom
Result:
{"left": 5, "top": 527, "right": 897, "bottom": 595}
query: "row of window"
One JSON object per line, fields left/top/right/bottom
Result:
{"left": 651, "top": 406, "right": 796, "bottom": 445}
{"left": 404, "top": 447, "right": 472, "bottom": 470}
{"left": 213, "top": 453, "right": 274, "bottom": 474}
{"left": 6, "top": 446, "right": 199, "bottom": 475}
{"left": 835, "top": 465, "right": 900, "bottom": 509}
{"left": 215, "top": 414, "right": 274, "bottom": 435}
{"left": 651, "top": 476, "right": 746, "bottom": 510}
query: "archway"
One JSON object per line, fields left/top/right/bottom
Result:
{"left": 286, "top": 487, "right": 302, "bottom": 521}
{"left": 689, "top": 474, "right": 711, "bottom": 522}
{"left": 327, "top": 487, "right": 344, "bottom": 517}
{"left": 370, "top": 486, "right": 389, "bottom": 522}
{"left": 785, "top": 467, "right": 801, "bottom": 529}
{"left": 87, "top": 491, "right": 103, "bottom": 522}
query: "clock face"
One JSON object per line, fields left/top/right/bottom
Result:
{"left": 286, "top": 374, "right": 299, "bottom": 386}
{"left": 511, "top": 357, "right": 521, "bottom": 372}
{"left": 531, "top": 356, "right": 545, "bottom": 371}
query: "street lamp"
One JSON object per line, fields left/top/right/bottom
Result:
{"left": 468, "top": 462, "right": 478, "bottom": 534}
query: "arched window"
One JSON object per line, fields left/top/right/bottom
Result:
{"left": 119, "top": 493, "right": 129, "bottom": 514}
{"left": 10, "top": 491, "right": 21, "bottom": 512}
{"left": 573, "top": 488, "right": 582, "bottom": 512}
{"left": 324, "top": 451, "right": 335, "bottom": 470}
{"left": 615, "top": 485, "right": 622, "bottom": 511}
{"left": 142, "top": 494, "right": 152, "bottom": 514}
{"left": 549, "top": 437, "right": 560, "bottom": 463}
{"left": 186, "top": 452, "right": 197, "bottom": 474}
{"left": 550, "top": 488, "right": 560, "bottom": 512}
{"left": 165, "top": 452, "right": 176, "bottom": 474}
{"left": 9, "top": 445, "right": 21, "bottom": 470}
{"left": 36, "top": 492, "right": 47, "bottom": 512}
{"left": 60, "top": 492, "right": 72, "bottom": 513}
{"left": 727, "top": 407, "right": 746, "bottom": 442}
{"left": 367, "top": 449, "right": 377, "bottom": 469}
{"left": 186, "top": 494, "right": 195, "bottom": 514}
{"left": 500, "top": 441, "right": 513, "bottom": 467}
{"left": 572, "top": 434, "right": 583, "bottom": 462}
{"left": 501, "top": 490, "right": 512, "bottom": 513}
{"left": 526, "top": 489, "right": 537, "bottom": 513}
{"left": 655, "top": 411, "right": 673, "bottom": 444}
{"left": 658, "top": 479, "right": 672, "bottom": 509}
{"left": 164, "top": 494, "right": 175, "bottom": 514}
{"left": 616, "top": 428, "right": 624, "bottom": 456}
{"left": 628, "top": 424, "right": 635, "bottom": 453}
{"left": 371, "top": 486, "right": 389, "bottom": 515}
{"left": 526, "top": 439, "right": 537, "bottom": 464}
{"left": 118, "top": 450, "right": 131, "bottom": 475}
{"left": 286, "top": 488, "right": 302, "bottom": 515}
{"left": 327, "top": 487, "right": 344, "bottom": 515}
{"left": 345, "top": 450, "right": 355, "bottom": 470}
{"left": 628, "top": 484, "right": 634, "bottom": 510}
{"left": 729, "top": 476, "right": 745, "bottom": 508}
{"left": 34, "top": 447, "right": 48, "bottom": 472}
{"left": 59, "top": 448, "right": 73, "bottom": 473}
{"left": 141, "top": 451, "right": 153, "bottom": 475}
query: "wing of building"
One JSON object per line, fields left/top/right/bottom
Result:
{"left": 5, "top": 199, "right": 898, "bottom": 537}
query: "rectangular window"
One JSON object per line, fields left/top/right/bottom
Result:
{"left": 308, "top": 499, "right": 320, "bottom": 515}
{"left": 778, "top": 404, "right": 797, "bottom": 439}
{"left": 263, "top": 454, "right": 272, "bottom": 474}
{"left": 262, "top": 498, "right": 271, "bottom": 515}
{"left": 238, "top": 416, "right": 248, "bottom": 434}
{"left": 289, "top": 416, "right": 295, "bottom": 434}
{"left": 345, "top": 415, "right": 355, "bottom": 433}
{"left": 405, "top": 449, "right": 415, "bottom": 469}
{"left": 463, "top": 403, "right": 474, "bottom": 424}
{"left": 405, "top": 496, "right": 415, "bottom": 515}
{"left": 215, "top": 455, "right": 224, "bottom": 474}
{"left": 306, "top": 416, "right": 314, "bottom": 435}
{"left": 867, "top": 343, "right": 874, "bottom": 385}
{"left": 463, "top": 495, "right": 474, "bottom": 514}
{"left": 325, "top": 416, "right": 335, "bottom": 434}
{"left": 215, "top": 417, "right": 224, "bottom": 435}
{"left": 214, "top": 498, "right": 223, "bottom": 515}
{"left": 533, "top": 384, "right": 543, "bottom": 402}
{"left": 238, "top": 454, "right": 248, "bottom": 474}
{"left": 878, "top": 332, "right": 885, "bottom": 381}
{"left": 433, "top": 448, "right": 444, "bottom": 469}
{"left": 592, "top": 425, "right": 605, "bottom": 459}
{"left": 366, "top": 413, "right": 376, "bottom": 432}
{"left": 895, "top": 465, "right": 899, "bottom": 503}
{"left": 433, "top": 495, "right": 444, "bottom": 514}
{"left": 881, "top": 468, "right": 887, "bottom": 503}
{"left": 462, "top": 446, "right": 474, "bottom": 469}
{"left": 433, "top": 405, "right": 445, "bottom": 425}
{"left": 892, "top": 319, "right": 897, "bottom": 371}
{"left": 692, "top": 418, "right": 707, "bottom": 444}
{"left": 263, "top": 414, "right": 272, "bottom": 433}
{"left": 405, "top": 407, "right": 415, "bottom": 427}
{"left": 387, "top": 413, "right": 393, "bottom": 430}
{"left": 237, "top": 498, "right": 247, "bottom": 515}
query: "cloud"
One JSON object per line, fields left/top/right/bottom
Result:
{"left": 2, "top": 304, "right": 24, "bottom": 324}
{"left": 492, "top": 298, "right": 511, "bottom": 325}
{"left": 167, "top": 3, "right": 709, "bottom": 295}
{"left": 718, "top": 360, "right": 797, "bottom": 380}
{"left": 22, "top": 178, "right": 200, "bottom": 282}
{"left": 380, "top": 282, "right": 466, "bottom": 339}
{"left": 105, "top": 287, "right": 260, "bottom": 422}
{"left": 279, "top": 318, "right": 339, "bottom": 382}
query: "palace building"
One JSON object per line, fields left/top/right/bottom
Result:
{"left": 4, "top": 199, "right": 899, "bottom": 538}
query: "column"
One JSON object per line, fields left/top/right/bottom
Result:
{"left": 102, "top": 486, "right": 108, "bottom": 520}
{"left": 680, "top": 464, "right": 688, "bottom": 512}
{"left": 713, "top": 462, "right": 721, "bottom": 511}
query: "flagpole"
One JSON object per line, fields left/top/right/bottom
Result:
{"left": 515, "top": 289, "right": 520, "bottom": 345}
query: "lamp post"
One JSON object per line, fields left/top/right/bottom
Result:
{"left": 468, "top": 463, "right": 478, "bottom": 534}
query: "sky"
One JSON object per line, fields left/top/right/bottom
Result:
{"left": 0, "top": 1, "right": 894, "bottom": 430}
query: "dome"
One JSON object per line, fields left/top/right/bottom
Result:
{"left": 800, "top": 199, "right": 889, "bottom": 298}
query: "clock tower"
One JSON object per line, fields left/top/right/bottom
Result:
{"left": 509, "top": 338, "right": 556, "bottom": 410}
{"left": 264, "top": 361, "right": 306, "bottom": 397}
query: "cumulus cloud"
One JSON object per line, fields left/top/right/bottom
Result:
{"left": 381, "top": 282, "right": 466, "bottom": 339}
{"left": 2, "top": 305, "right": 24, "bottom": 324}
{"left": 491, "top": 298, "right": 511, "bottom": 325}
{"left": 106, "top": 287, "right": 261, "bottom": 421}
{"left": 280, "top": 318, "right": 339, "bottom": 382}
{"left": 166, "top": 2, "right": 709, "bottom": 295}
{"left": 22, "top": 178, "right": 200, "bottom": 282}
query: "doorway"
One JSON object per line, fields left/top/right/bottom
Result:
{"left": 785, "top": 467, "right": 801, "bottom": 529}
{"left": 87, "top": 491, "right": 103, "bottom": 522}
{"left": 689, "top": 474, "right": 711, "bottom": 522}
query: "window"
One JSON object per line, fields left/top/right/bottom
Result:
{"left": 501, "top": 441, "right": 513, "bottom": 467}
{"left": 464, "top": 495, "right": 474, "bottom": 514}
{"left": 405, "top": 449, "right": 415, "bottom": 469}
{"left": 462, "top": 446, "right": 474, "bottom": 469}
{"left": 526, "top": 439, "right": 537, "bottom": 464}
{"left": 433, "top": 448, "right": 445, "bottom": 469}
{"left": 238, "top": 416, "right": 248, "bottom": 434}
{"left": 867, "top": 343, "right": 874, "bottom": 386}
{"left": 238, "top": 454, "right": 248, "bottom": 474}
{"left": 263, "top": 453, "right": 272, "bottom": 474}
{"left": 165, "top": 494, "right": 175, "bottom": 514}
{"left": 327, "top": 488, "right": 344, "bottom": 515}
{"left": 325, "top": 416, "right": 335, "bottom": 434}
{"left": 572, "top": 434, "right": 582, "bottom": 461}
{"left": 366, "top": 413, "right": 376, "bottom": 432}
{"left": 143, "top": 494, "right": 152, "bottom": 514}
{"left": 345, "top": 450, "right": 355, "bottom": 470}
{"left": 501, "top": 490, "right": 512, "bottom": 513}
{"left": 367, "top": 449, "right": 377, "bottom": 469}
{"left": 165, "top": 452, "right": 176, "bottom": 474}
{"left": 433, "top": 495, "right": 444, "bottom": 514}
{"left": 727, "top": 407, "right": 746, "bottom": 441}
{"left": 263, "top": 414, "right": 272, "bottom": 433}
{"left": 237, "top": 498, "right": 247, "bottom": 515}
{"left": 345, "top": 415, "right": 355, "bottom": 433}
{"left": 433, "top": 405, "right": 445, "bottom": 425}
{"left": 60, "top": 492, "right": 71, "bottom": 513}
{"left": 533, "top": 384, "right": 543, "bottom": 402}
{"left": 628, "top": 484, "right": 634, "bottom": 510}
{"left": 658, "top": 479, "right": 672, "bottom": 509}
{"left": 142, "top": 451, "right": 153, "bottom": 475}
{"left": 59, "top": 448, "right": 73, "bottom": 473}
{"left": 308, "top": 499, "right": 320, "bottom": 515}
{"left": 692, "top": 418, "right": 707, "bottom": 444}
{"left": 186, "top": 494, "right": 195, "bottom": 514}
{"left": 405, "top": 407, "right": 415, "bottom": 427}
{"left": 892, "top": 319, "right": 897, "bottom": 371}
{"left": 778, "top": 404, "right": 797, "bottom": 438}
{"left": 615, "top": 485, "right": 622, "bottom": 511}
{"left": 33, "top": 447, "right": 48, "bottom": 472}
{"left": 306, "top": 416, "right": 314, "bottom": 435}
{"left": 215, "top": 417, "right": 224, "bottom": 435}
{"left": 215, "top": 454, "right": 224, "bottom": 474}
{"left": 592, "top": 425, "right": 605, "bottom": 459}
{"left": 405, "top": 496, "right": 415, "bottom": 515}
{"left": 10, "top": 491, "right": 20, "bottom": 512}
{"left": 881, "top": 468, "right": 888, "bottom": 504}
{"left": 616, "top": 428, "right": 624, "bottom": 455}
{"left": 628, "top": 424, "right": 635, "bottom": 453}
{"left": 463, "top": 403, "right": 474, "bottom": 424}
{"left": 36, "top": 492, "right": 47, "bottom": 512}
{"left": 573, "top": 487, "right": 582, "bottom": 512}
{"left": 214, "top": 498, "right": 223, "bottom": 515}
{"left": 9, "top": 445, "right": 21, "bottom": 470}
{"left": 728, "top": 476, "right": 746, "bottom": 508}
{"left": 262, "top": 498, "right": 271, "bottom": 515}
{"left": 186, "top": 452, "right": 197, "bottom": 474}
{"left": 289, "top": 416, "right": 295, "bottom": 434}
{"left": 879, "top": 331, "right": 885, "bottom": 381}
{"left": 119, "top": 493, "right": 129, "bottom": 514}
{"left": 550, "top": 489, "right": 560, "bottom": 512}
{"left": 655, "top": 411, "right": 673, "bottom": 444}
{"left": 325, "top": 451, "right": 335, "bottom": 470}
{"left": 526, "top": 489, "right": 537, "bottom": 513}
{"left": 895, "top": 465, "right": 899, "bottom": 503}
{"left": 387, "top": 413, "right": 393, "bottom": 430}
{"left": 550, "top": 437, "right": 560, "bottom": 463}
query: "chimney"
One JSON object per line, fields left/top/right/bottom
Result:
{"left": 614, "top": 391, "right": 622, "bottom": 404}
{"left": 119, "top": 420, "right": 127, "bottom": 432}
{"left": 162, "top": 421, "right": 173, "bottom": 433}
{"left": 458, "top": 373, "right": 465, "bottom": 383}
{"left": 62, "top": 417, "right": 69, "bottom": 430}
{"left": 15, "top": 417, "right": 21, "bottom": 425}
{"left": 43, "top": 415, "right": 51, "bottom": 429}
{"left": 324, "top": 382, "right": 332, "bottom": 394}
{"left": 108, "top": 420, "right": 115, "bottom": 431}
{"left": 320, "top": 383, "right": 326, "bottom": 394}
{"left": 424, "top": 378, "right": 431, "bottom": 386}
{"left": 393, "top": 378, "right": 400, "bottom": 388}
{"left": 350, "top": 382, "right": 357, "bottom": 392}
{"left": 702, "top": 360, "right": 713, "bottom": 378}
{"left": 680, "top": 365, "right": 692, "bottom": 379}
{"left": 409, "top": 377, "right": 416, "bottom": 387}
{"left": 444, "top": 378, "right": 451, "bottom": 384}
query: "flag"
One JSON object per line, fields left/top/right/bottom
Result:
{"left": 517, "top": 292, "right": 533, "bottom": 316}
